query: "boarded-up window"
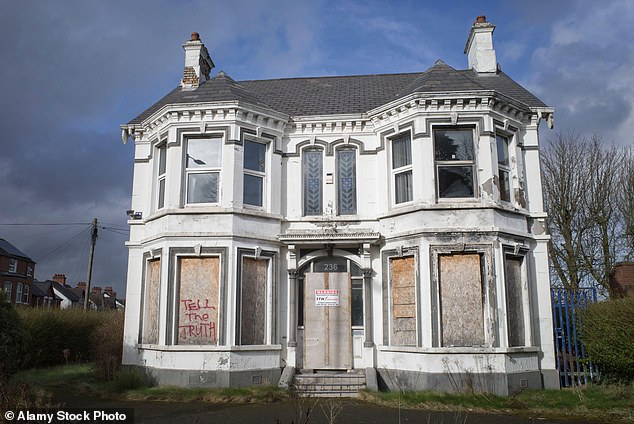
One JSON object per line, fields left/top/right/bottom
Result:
{"left": 439, "top": 254, "right": 484, "bottom": 346}
{"left": 505, "top": 256, "right": 525, "bottom": 347}
{"left": 240, "top": 257, "right": 268, "bottom": 345}
{"left": 390, "top": 256, "right": 416, "bottom": 346}
{"left": 177, "top": 257, "right": 220, "bottom": 345}
{"left": 142, "top": 258, "right": 161, "bottom": 344}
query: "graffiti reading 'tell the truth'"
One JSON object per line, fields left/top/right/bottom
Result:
{"left": 179, "top": 298, "right": 217, "bottom": 342}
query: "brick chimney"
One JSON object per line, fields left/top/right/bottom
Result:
{"left": 104, "top": 286, "right": 115, "bottom": 297}
{"left": 464, "top": 15, "right": 498, "bottom": 74}
{"left": 92, "top": 286, "right": 102, "bottom": 296}
{"left": 76, "top": 282, "right": 86, "bottom": 290}
{"left": 181, "top": 32, "right": 215, "bottom": 90}
{"left": 52, "top": 274, "right": 66, "bottom": 284}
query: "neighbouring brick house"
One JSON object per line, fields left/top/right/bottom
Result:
{"left": 121, "top": 17, "right": 557, "bottom": 395}
{"left": 1, "top": 238, "right": 35, "bottom": 305}
{"left": 609, "top": 262, "right": 634, "bottom": 298}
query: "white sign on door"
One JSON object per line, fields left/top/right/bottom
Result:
{"left": 315, "top": 289, "right": 340, "bottom": 306}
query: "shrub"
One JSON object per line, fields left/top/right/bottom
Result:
{"left": 92, "top": 310, "right": 124, "bottom": 381}
{"left": 0, "top": 291, "right": 26, "bottom": 380}
{"left": 580, "top": 297, "right": 634, "bottom": 382}
{"left": 18, "top": 308, "right": 103, "bottom": 368}
{"left": 113, "top": 367, "right": 150, "bottom": 392}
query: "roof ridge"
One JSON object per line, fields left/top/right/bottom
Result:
{"left": 237, "top": 70, "right": 427, "bottom": 84}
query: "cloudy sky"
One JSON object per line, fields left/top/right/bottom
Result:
{"left": 1, "top": 0, "right": 632, "bottom": 297}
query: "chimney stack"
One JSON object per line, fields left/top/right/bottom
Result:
{"left": 52, "top": 274, "right": 66, "bottom": 285}
{"left": 181, "top": 32, "right": 215, "bottom": 90}
{"left": 92, "top": 286, "right": 102, "bottom": 295}
{"left": 464, "top": 15, "right": 498, "bottom": 74}
{"left": 77, "top": 282, "right": 87, "bottom": 290}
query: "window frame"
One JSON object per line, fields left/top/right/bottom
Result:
{"left": 184, "top": 135, "right": 223, "bottom": 206}
{"left": 27, "top": 265, "right": 33, "bottom": 277}
{"left": 156, "top": 143, "right": 167, "bottom": 210}
{"left": 496, "top": 133, "right": 512, "bottom": 203}
{"left": 242, "top": 139, "right": 267, "bottom": 208}
{"left": 302, "top": 148, "right": 324, "bottom": 216}
{"left": 3, "top": 281, "right": 12, "bottom": 302}
{"left": 16, "top": 282, "right": 23, "bottom": 304}
{"left": 433, "top": 127, "right": 477, "bottom": 200}
{"left": 22, "top": 284, "right": 29, "bottom": 304}
{"left": 503, "top": 248, "right": 532, "bottom": 347}
{"left": 8, "top": 259, "right": 17, "bottom": 273}
{"left": 390, "top": 132, "right": 413, "bottom": 206}
{"left": 336, "top": 147, "right": 357, "bottom": 215}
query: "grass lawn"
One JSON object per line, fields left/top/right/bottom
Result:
{"left": 11, "top": 365, "right": 634, "bottom": 422}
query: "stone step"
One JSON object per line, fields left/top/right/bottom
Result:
{"left": 292, "top": 371, "right": 366, "bottom": 397}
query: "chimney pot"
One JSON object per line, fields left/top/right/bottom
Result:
{"left": 476, "top": 15, "right": 486, "bottom": 23}
{"left": 191, "top": 32, "right": 200, "bottom": 41}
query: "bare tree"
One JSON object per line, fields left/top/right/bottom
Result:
{"left": 620, "top": 147, "right": 634, "bottom": 257}
{"left": 542, "top": 132, "right": 632, "bottom": 293}
{"left": 542, "top": 132, "right": 592, "bottom": 289}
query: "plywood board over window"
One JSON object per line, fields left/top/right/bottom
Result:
{"left": 439, "top": 253, "right": 484, "bottom": 347}
{"left": 505, "top": 256, "right": 525, "bottom": 347}
{"left": 142, "top": 258, "right": 161, "bottom": 344}
{"left": 240, "top": 257, "right": 268, "bottom": 345}
{"left": 390, "top": 256, "right": 416, "bottom": 346}
{"left": 177, "top": 257, "right": 220, "bottom": 345}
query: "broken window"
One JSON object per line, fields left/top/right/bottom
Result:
{"left": 303, "top": 149, "right": 323, "bottom": 215}
{"left": 142, "top": 258, "right": 161, "bottom": 344}
{"left": 238, "top": 257, "right": 268, "bottom": 345}
{"left": 434, "top": 128, "right": 476, "bottom": 199}
{"left": 505, "top": 255, "right": 526, "bottom": 347}
{"left": 176, "top": 257, "right": 220, "bottom": 345}
{"left": 337, "top": 148, "right": 357, "bottom": 215}
{"left": 439, "top": 253, "right": 484, "bottom": 346}
{"left": 185, "top": 136, "right": 222, "bottom": 204}
{"left": 157, "top": 144, "right": 167, "bottom": 209}
{"left": 496, "top": 134, "right": 511, "bottom": 202}
{"left": 391, "top": 133, "right": 413, "bottom": 204}
{"left": 243, "top": 140, "right": 266, "bottom": 207}
{"left": 390, "top": 256, "right": 416, "bottom": 346}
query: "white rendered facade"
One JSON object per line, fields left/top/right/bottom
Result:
{"left": 122, "top": 19, "right": 557, "bottom": 394}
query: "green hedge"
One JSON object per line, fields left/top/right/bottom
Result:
{"left": 0, "top": 292, "right": 26, "bottom": 380}
{"left": 17, "top": 308, "right": 124, "bottom": 380}
{"left": 581, "top": 297, "right": 634, "bottom": 382}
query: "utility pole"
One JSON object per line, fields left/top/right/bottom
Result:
{"left": 83, "top": 218, "right": 98, "bottom": 310}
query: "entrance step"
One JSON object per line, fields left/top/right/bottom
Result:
{"left": 292, "top": 370, "right": 366, "bottom": 397}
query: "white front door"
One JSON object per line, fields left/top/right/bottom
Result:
{"left": 303, "top": 272, "right": 352, "bottom": 370}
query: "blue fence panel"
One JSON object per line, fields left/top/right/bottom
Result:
{"left": 551, "top": 288, "right": 599, "bottom": 387}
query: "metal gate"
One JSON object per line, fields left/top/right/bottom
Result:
{"left": 551, "top": 288, "right": 600, "bottom": 387}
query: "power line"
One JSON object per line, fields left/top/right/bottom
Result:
{"left": 0, "top": 222, "right": 90, "bottom": 226}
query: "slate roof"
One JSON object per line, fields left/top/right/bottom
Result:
{"left": 128, "top": 61, "right": 547, "bottom": 125}
{"left": 0, "top": 238, "right": 33, "bottom": 261}
{"left": 51, "top": 281, "right": 82, "bottom": 302}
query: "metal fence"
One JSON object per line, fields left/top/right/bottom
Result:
{"left": 551, "top": 288, "right": 600, "bottom": 387}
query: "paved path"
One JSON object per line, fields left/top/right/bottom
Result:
{"left": 50, "top": 390, "right": 612, "bottom": 424}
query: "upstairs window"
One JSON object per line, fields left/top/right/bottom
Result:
{"left": 243, "top": 140, "right": 266, "bottom": 207}
{"left": 8, "top": 259, "right": 17, "bottom": 273}
{"left": 27, "top": 266, "right": 33, "bottom": 277}
{"left": 496, "top": 134, "right": 511, "bottom": 202}
{"left": 391, "top": 133, "right": 412, "bottom": 204}
{"left": 185, "top": 137, "right": 221, "bottom": 204}
{"left": 337, "top": 148, "right": 357, "bottom": 215}
{"left": 434, "top": 128, "right": 476, "bottom": 199}
{"left": 157, "top": 144, "right": 167, "bottom": 209}
{"left": 303, "top": 149, "right": 323, "bottom": 216}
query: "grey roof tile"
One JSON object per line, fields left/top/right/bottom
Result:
{"left": 0, "top": 238, "right": 33, "bottom": 261}
{"left": 127, "top": 63, "right": 547, "bottom": 125}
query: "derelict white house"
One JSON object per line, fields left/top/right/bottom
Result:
{"left": 121, "top": 16, "right": 558, "bottom": 395}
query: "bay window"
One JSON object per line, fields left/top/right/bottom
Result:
{"left": 243, "top": 140, "right": 266, "bottom": 207}
{"left": 434, "top": 128, "right": 476, "bottom": 199}
{"left": 185, "top": 137, "right": 221, "bottom": 204}
{"left": 391, "top": 133, "right": 412, "bottom": 204}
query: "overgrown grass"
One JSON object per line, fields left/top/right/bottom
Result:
{"left": 361, "top": 383, "right": 634, "bottom": 422}
{"left": 119, "top": 384, "right": 288, "bottom": 403}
